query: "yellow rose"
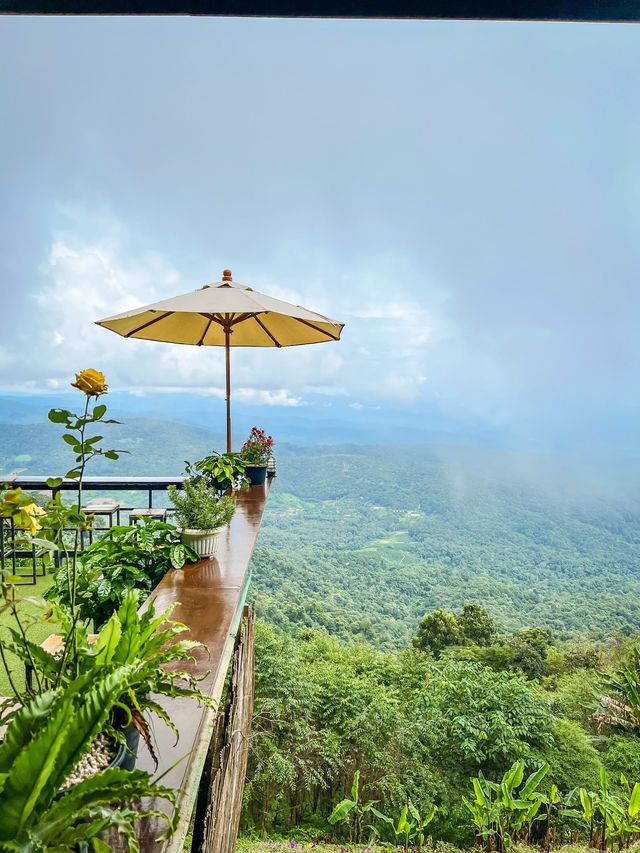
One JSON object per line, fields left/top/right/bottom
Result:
{"left": 19, "top": 503, "right": 46, "bottom": 536}
{"left": 72, "top": 369, "right": 108, "bottom": 396}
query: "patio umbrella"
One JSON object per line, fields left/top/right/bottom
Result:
{"left": 95, "top": 270, "right": 344, "bottom": 452}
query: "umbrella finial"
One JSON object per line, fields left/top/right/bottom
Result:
{"left": 222, "top": 269, "right": 233, "bottom": 282}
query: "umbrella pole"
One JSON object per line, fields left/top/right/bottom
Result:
{"left": 225, "top": 326, "right": 232, "bottom": 452}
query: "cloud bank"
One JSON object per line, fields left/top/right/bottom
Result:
{"left": 1, "top": 17, "right": 639, "bottom": 450}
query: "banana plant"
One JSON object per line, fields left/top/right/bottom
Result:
{"left": 597, "top": 648, "right": 640, "bottom": 735}
{"left": 463, "top": 760, "right": 549, "bottom": 851}
{"left": 370, "top": 801, "right": 438, "bottom": 852}
{"left": 0, "top": 665, "right": 176, "bottom": 851}
{"left": 328, "top": 770, "right": 378, "bottom": 843}
{"left": 575, "top": 770, "right": 640, "bottom": 851}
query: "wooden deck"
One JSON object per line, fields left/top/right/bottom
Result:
{"left": 125, "top": 481, "right": 271, "bottom": 852}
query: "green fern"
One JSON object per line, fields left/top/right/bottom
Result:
{"left": 0, "top": 668, "right": 176, "bottom": 851}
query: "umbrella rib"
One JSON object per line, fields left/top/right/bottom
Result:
{"left": 197, "top": 316, "right": 214, "bottom": 346}
{"left": 252, "top": 314, "right": 282, "bottom": 348}
{"left": 229, "top": 312, "right": 255, "bottom": 327}
{"left": 124, "top": 311, "right": 173, "bottom": 338}
{"left": 295, "top": 317, "right": 341, "bottom": 341}
{"left": 199, "top": 312, "right": 226, "bottom": 327}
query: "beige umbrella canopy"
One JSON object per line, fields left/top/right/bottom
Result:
{"left": 96, "top": 270, "right": 344, "bottom": 451}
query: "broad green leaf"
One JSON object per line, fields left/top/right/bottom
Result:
{"left": 0, "top": 690, "right": 59, "bottom": 774}
{"left": 473, "top": 778, "right": 490, "bottom": 808}
{"left": 170, "top": 544, "right": 186, "bottom": 569}
{"left": 328, "top": 799, "right": 356, "bottom": 824}
{"left": 504, "top": 760, "right": 524, "bottom": 790}
{"left": 351, "top": 769, "right": 360, "bottom": 803}
{"left": 422, "top": 805, "right": 437, "bottom": 827}
{"left": 629, "top": 783, "right": 640, "bottom": 817}
{"left": 521, "top": 763, "right": 549, "bottom": 799}
{"left": 93, "top": 612, "right": 122, "bottom": 666}
{"left": 408, "top": 801, "right": 420, "bottom": 823}
{"left": 600, "top": 767, "right": 608, "bottom": 796}
{"left": 580, "top": 788, "right": 593, "bottom": 820}
{"left": 47, "top": 409, "right": 71, "bottom": 424}
{"left": 370, "top": 807, "right": 395, "bottom": 827}
{"left": 397, "top": 804, "right": 409, "bottom": 835}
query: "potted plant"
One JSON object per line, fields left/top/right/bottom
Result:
{"left": 239, "top": 426, "right": 274, "bottom": 486}
{"left": 7, "top": 588, "right": 210, "bottom": 769}
{"left": 168, "top": 479, "right": 235, "bottom": 557}
{"left": 184, "top": 450, "right": 248, "bottom": 494}
{"left": 0, "top": 664, "right": 176, "bottom": 850}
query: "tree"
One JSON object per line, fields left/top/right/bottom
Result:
{"left": 413, "top": 609, "right": 462, "bottom": 658}
{"left": 459, "top": 604, "right": 496, "bottom": 646}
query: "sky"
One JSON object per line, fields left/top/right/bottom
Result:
{"left": 1, "top": 17, "right": 639, "bottom": 451}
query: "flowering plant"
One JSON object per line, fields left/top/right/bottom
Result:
{"left": 71, "top": 368, "right": 108, "bottom": 397}
{"left": 0, "top": 370, "right": 198, "bottom": 846}
{"left": 0, "top": 488, "right": 46, "bottom": 536}
{"left": 240, "top": 426, "right": 273, "bottom": 466}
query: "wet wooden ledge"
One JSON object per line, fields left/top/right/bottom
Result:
{"left": 126, "top": 481, "right": 272, "bottom": 853}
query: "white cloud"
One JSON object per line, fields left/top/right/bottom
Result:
{"left": 3, "top": 232, "right": 337, "bottom": 407}
{"left": 2, "top": 224, "right": 504, "bottom": 417}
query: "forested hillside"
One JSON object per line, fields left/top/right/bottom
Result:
{"left": 254, "top": 444, "right": 640, "bottom": 645}
{"left": 3, "top": 418, "right": 640, "bottom": 643}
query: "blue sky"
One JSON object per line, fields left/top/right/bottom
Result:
{"left": 1, "top": 17, "right": 639, "bottom": 450}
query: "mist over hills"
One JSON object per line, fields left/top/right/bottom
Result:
{"left": 0, "top": 391, "right": 509, "bottom": 449}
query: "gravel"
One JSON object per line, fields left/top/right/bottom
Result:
{"left": 61, "top": 733, "right": 117, "bottom": 789}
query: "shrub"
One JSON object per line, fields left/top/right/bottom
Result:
{"left": 602, "top": 735, "right": 640, "bottom": 785}
{"left": 533, "top": 718, "right": 601, "bottom": 793}
{"left": 47, "top": 518, "right": 197, "bottom": 627}
{"left": 168, "top": 480, "right": 235, "bottom": 531}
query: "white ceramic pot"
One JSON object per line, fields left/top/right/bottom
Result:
{"left": 180, "top": 528, "right": 220, "bottom": 558}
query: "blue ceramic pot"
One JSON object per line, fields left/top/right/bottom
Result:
{"left": 244, "top": 464, "right": 267, "bottom": 486}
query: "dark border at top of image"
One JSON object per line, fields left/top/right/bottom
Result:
{"left": 2, "top": 0, "right": 640, "bottom": 20}
{"left": 1, "top": 0, "right": 638, "bottom": 35}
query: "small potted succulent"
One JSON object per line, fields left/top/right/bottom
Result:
{"left": 168, "top": 479, "right": 235, "bottom": 557}
{"left": 239, "top": 426, "right": 273, "bottom": 486}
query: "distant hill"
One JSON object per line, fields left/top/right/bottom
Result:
{"left": 0, "top": 417, "right": 225, "bottom": 479}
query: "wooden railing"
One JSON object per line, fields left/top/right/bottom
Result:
{"left": 129, "top": 481, "right": 271, "bottom": 852}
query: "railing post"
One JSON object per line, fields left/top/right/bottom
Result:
{"left": 191, "top": 606, "right": 256, "bottom": 853}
